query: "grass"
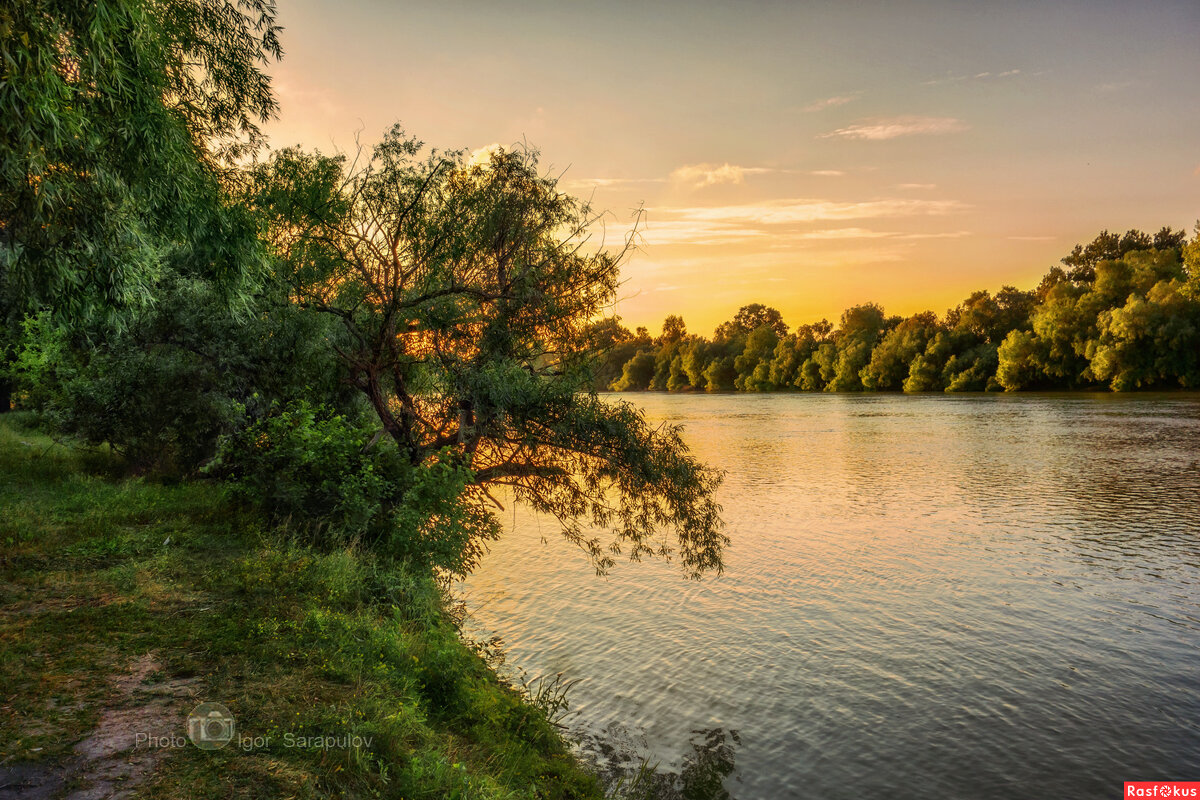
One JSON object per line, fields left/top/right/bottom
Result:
{"left": 0, "top": 413, "right": 604, "bottom": 799}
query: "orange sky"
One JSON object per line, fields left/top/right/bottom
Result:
{"left": 263, "top": 0, "right": 1200, "bottom": 337}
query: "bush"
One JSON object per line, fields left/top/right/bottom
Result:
{"left": 10, "top": 277, "right": 353, "bottom": 474}
{"left": 210, "top": 402, "right": 498, "bottom": 576}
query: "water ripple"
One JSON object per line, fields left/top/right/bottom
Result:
{"left": 461, "top": 393, "right": 1200, "bottom": 800}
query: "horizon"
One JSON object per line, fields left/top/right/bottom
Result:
{"left": 264, "top": 0, "right": 1200, "bottom": 335}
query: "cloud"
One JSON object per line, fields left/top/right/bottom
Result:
{"left": 820, "top": 116, "right": 969, "bottom": 141}
{"left": 565, "top": 176, "right": 666, "bottom": 188}
{"left": 634, "top": 198, "right": 971, "bottom": 247}
{"left": 274, "top": 81, "right": 343, "bottom": 117}
{"left": 1008, "top": 235, "right": 1056, "bottom": 241}
{"left": 571, "top": 165, "right": 845, "bottom": 191}
{"left": 791, "top": 228, "right": 970, "bottom": 241}
{"left": 801, "top": 93, "right": 861, "bottom": 112}
{"left": 895, "top": 183, "right": 937, "bottom": 190}
{"left": 923, "top": 69, "right": 1023, "bottom": 86}
{"left": 635, "top": 221, "right": 769, "bottom": 246}
{"left": 670, "top": 163, "right": 772, "bottom": 189}
{"left": 657, "top": 197, "right": 969, "bottom": 225}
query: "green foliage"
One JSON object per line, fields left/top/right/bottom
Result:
{"left": 702, "top": 356, "right": 737, "bottom": 392}
{"left": 0, "top": 417, "right": 603, "bottom": 799}
{"left": 606, "top": 225, "right": 1200, "bottom": 395}
{"left": 734, "top": 325, "right": 780, "bottom": 391}
{"left": 944, "top": 342, "right": 1001, "bottom": 392}
{"left": 10, "top": 277, "right": 347, "bottom": 472}
{"left": 250, "top": 127, "right": 727, "bottom": 576}
{"left": 211, "top": 402, "right": 499, "bottom": 576}
{"left": 827, "top": 304, "right": 887, "bottom": 391}
{"left": 713, "top": 303, "right": 788, "bottom": 339}
{"left": 996, "top": 330, "right": 1044, "bottom": 391}
{"left": 861, "top": 311, "right": 939, "bottom": 390}
{"left": 613, "top": 351, "right": 657, "bottom": 391}
{"left": 1, "top": 0, "right": 281, "bottom": 320}
{"left": 1090, "top": 280, "right": 1200, "bottom": 390}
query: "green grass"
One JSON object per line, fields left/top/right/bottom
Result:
{"left": 0, "top": 413, "right": 604, "bottom": 799}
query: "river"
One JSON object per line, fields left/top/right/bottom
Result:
{"left": 460, "top": 393, "right": 1200, "bottom": 799}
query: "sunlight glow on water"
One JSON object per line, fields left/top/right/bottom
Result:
{"left": 461, "top": 393, "right": 1200, "bottom": 799}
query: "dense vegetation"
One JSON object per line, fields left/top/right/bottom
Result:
{"left": 0, "top": 414, "right": 604, "bottom": 799}
{"left": 0, "top": 1, "right": 726, "bottom": 797}
{"left": 599, "top": 227, "right": 1200, "bottom": 394}
{"left": 0, "top": 0, "right": 725, "bottom": 576}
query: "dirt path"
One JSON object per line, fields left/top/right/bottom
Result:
{"left": 0, "top": 654, "right": 198, "bottom": 800}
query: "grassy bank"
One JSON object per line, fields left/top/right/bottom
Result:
{"left": 0, "top": 413, "right": 603, "bottom": 799}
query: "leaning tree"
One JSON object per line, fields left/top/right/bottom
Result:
{"left": 248, "top": 126, "right": 727, "bottom": 577}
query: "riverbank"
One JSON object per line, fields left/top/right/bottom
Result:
{"left": 0, "top": 413, "right": 603, "bottom": 799}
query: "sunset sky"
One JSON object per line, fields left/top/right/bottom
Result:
{"left": 264, "top": 0, "right": 1200, "bottom": 336}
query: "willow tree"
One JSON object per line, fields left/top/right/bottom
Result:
{"left": 0, "top": 0, "right": 281, "bottom": 308}
{"left": 249, "top": 127, "right": 727, "bottom": 576}
{"left": 1, "top": 0, "right": 283, "bottom": 410}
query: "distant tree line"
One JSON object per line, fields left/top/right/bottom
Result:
{"left": 594, "top": 227, "right": 1200, "bottom": 393}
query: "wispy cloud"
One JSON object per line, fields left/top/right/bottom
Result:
{"left": 1095, "top": 80, "right": 1136, "bottom": 93}
{"left": 820, "top": 116, "right": 969, "bottom": 141}
{"left": 669, "top": 162, "right": 773, "bottom": 189}
{"left": 791, "top": 228, "right": 970, "bottom": 241}
{"left": 923, "top": 68, "right": 1023, "bottom": 86}
{"left": 658, "top": 197, "right": 969, "bottom": 225}
{"left": 573, "top": 165, "right": 846, "bottom": 191}
{"left": 564, "top": 176, "right": 666, "bottom": 188}
{"left": 801, "top": 93, "right": 861, "bottom": 112}
{"left": 1008, "top": 235, "right": 1056, "bottom": 242}
{"left": 274, "top": 81, "right": 343, "bottom": 117}
{"left": 895, "top": 183, "right": 937, "bottom": 190}
{"left": 635, "top": 221, "right": 769, "bottom": 246}
{"left": 634, "top": 198, "right": 971, "bottom": 247}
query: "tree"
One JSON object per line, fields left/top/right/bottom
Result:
{"left": 861, "top": 311, "right": 941, "bottom": 390}
{"left": 0, "top": 0, "right": 282, "bottom": 410}
{"left": 680, "top": 339, "right": 714, "bottom": 390}
{"left": 702, "top": 356, "right": 737, "bottom": 392}
{"left": 1, "top": 0, "right": 281, "bottom": 316}
{"left": 1090, "top": 280, "right": 1200, "bottom": 390}
{"left": 585, "top": 317, "right": 642, "bottom": 391}
{"left": 996, "top": 330, "right": 1045, "bottom": 390}
{"left": 733, "top": 325, "right": 780, "bottom": 391}
{"left": 904, "top": 331, "right": 957, "bottom": 392}
{"left": 714, "top": 304, "right": 788, "bottom": 339}
{"left": 613, "top": 351, "right": 656, "bottom": 391}
{"left": 249, "top": 129, "right": 726, "bottom": 576}
{"left": 658, "top": 315, "right": 688, "bottom": 345}
{"left": 828, "top": 303, "right": 886, "bottom": 391}
{"left": 1058, "top": 228, "right": 1181, "bottom": 284}
{"left": 1061, "top": 230, "right": 1121, "bottom": 282}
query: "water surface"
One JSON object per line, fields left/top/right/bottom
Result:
{"left": 461, "top": 393, "right": 1200, "bottom": 799}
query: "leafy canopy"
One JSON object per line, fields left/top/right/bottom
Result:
{"left": 248, "top": 127, "right": 727, "bottom": 576}
{"left": 0, "top": 0, "right": 282, "bottom": 319}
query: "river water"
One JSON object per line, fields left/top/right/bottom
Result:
{"left": 460, "top": 393, "right": 1200, "bottom": 799}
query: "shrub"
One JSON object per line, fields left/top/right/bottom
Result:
{"left": 211, "top": 402, "right": 498, "bottom": 576}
